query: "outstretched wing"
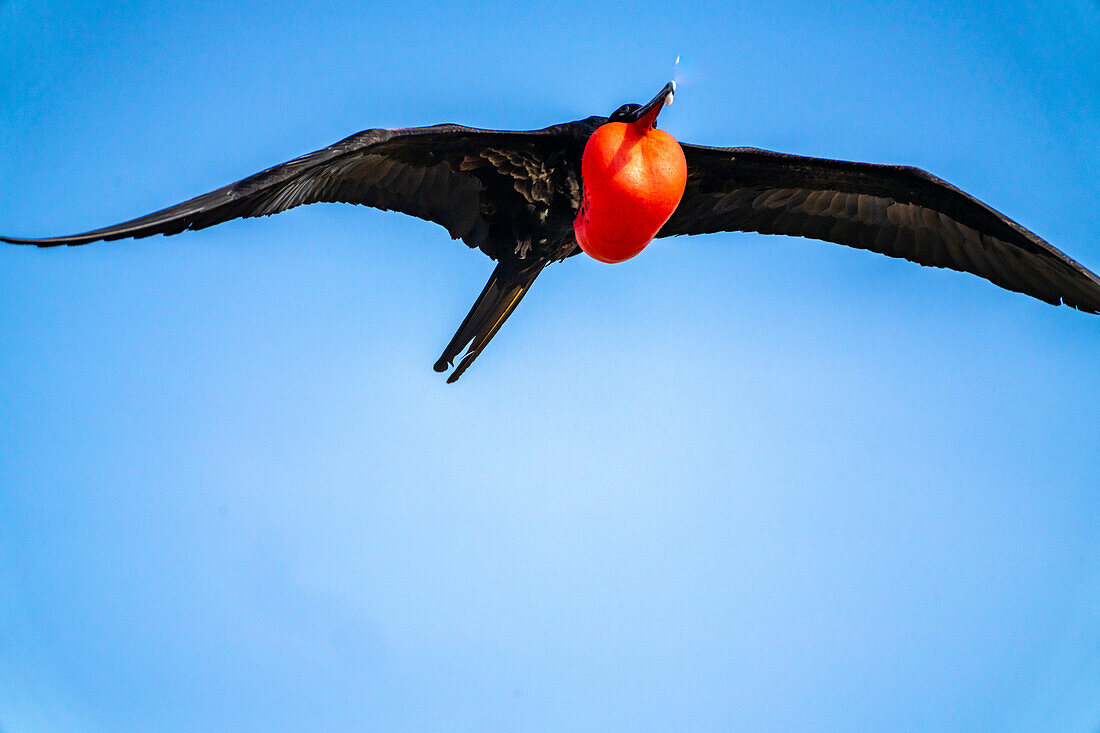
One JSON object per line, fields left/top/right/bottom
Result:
{"left": 0, "top": 124, "right": 575, "bottom": 259}
{"left": 661, "top": 145, "right": 1100, "bottom": 313}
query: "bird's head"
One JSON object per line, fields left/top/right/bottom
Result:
{"left": 607, "top": 81, "right": 676, "bottom": 131}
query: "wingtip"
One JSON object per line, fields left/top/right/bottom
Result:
{"left": 0, "top": 235, "right": 68, "bottom": 247}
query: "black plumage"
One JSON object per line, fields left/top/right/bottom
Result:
{"left": 4, "top": 90, "right": 1099, "bottom": 381}
{"left": 662, "top": 146, "right": 1100, "bottom": 312}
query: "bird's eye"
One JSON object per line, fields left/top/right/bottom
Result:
{"left": 609, "top": 104, "right": 640, "bottom": 122}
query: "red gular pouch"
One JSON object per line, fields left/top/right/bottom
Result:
{"left": 574, "top": 103, "right": 687, "bottom": 264}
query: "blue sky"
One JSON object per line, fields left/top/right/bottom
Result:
{"left": 1, "top": 1, "right": 1099, "bottom": 730}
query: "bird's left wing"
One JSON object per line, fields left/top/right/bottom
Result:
{"left": 1, "top": 124, "right": 571, "bottom": 259}
{"left": 660, "top": 144, "right": 1100, "bottom": 313}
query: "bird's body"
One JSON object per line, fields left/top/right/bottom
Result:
{"left": 4, "top": 83, "right": 1098, "bottom": 382}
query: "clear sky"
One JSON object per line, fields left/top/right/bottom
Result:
{"left": 1, "top": 1, "right": 1099, "bottom": 730}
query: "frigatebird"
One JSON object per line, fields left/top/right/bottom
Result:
{"left": 4, "top": 82, "right": 1099, "bottom": 382}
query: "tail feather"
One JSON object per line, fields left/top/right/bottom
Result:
{"left": 435, "top": 260, "right": 546, "bottom": 383}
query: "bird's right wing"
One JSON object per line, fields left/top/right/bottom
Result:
{"left": 1, "top": 124, "right": 573, "bottom": 259}
{"left": 660, "top": 145, "right": 1100, "bottom": 313}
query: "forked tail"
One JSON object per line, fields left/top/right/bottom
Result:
{"left": 435, "top": 260, "right": 547, "bottom": 383}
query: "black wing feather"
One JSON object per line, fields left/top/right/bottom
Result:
{"left": 0, "top": 124, "right": 572, "bottom": 259}
{"left": 661, "top": 145, "right": 1100, "bottom": 313}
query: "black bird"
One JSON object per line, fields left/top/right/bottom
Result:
{"left": 4, "top": 83, "right": 1098, "bottom": 382}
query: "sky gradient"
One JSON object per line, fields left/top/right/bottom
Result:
{"left": 2, "top": 1, "right": 1099, "bottom": 730}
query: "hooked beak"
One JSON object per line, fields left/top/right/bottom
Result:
{"left": 627, "top": 81, "right": 676, "bottom": 131}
